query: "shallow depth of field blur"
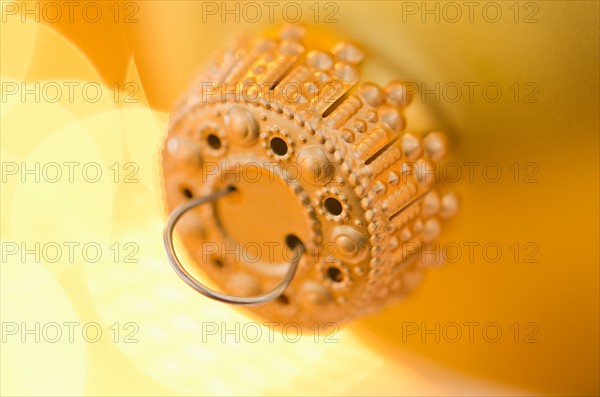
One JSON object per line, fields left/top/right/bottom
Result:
{"left": 1, "top": 1, "right": 598, "bottom": 396}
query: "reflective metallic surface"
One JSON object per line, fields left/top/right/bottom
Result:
{"left": 162, "top": 26, "right": 457, "bottom": 326}
{"left": 163, "top": 185, "right": 305, "bottom": 305}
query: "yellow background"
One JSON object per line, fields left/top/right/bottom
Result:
{"left": 1, "top": 1, "right": 598, "bottom": 396}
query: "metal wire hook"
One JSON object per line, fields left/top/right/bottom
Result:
{"left": 163, "top": 186, "right": 304, "bottom": 306}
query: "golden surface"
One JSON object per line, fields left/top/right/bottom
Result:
{"left": 1, "top": 1, "right": 598, "bottom": 396}
{"left": 161, "top": 25, "right": 456, "bottom": 326}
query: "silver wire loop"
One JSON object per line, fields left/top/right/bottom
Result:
{"left": 163, "top": 186, "right": 304, "bottom": 306}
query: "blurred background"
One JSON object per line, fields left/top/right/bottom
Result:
{"left": 1, "top": 1, "right": 598, "bottom": 395}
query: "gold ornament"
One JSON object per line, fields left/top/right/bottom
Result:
{"left": 162, "top": 25, "right": 457, "bottom": 327}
